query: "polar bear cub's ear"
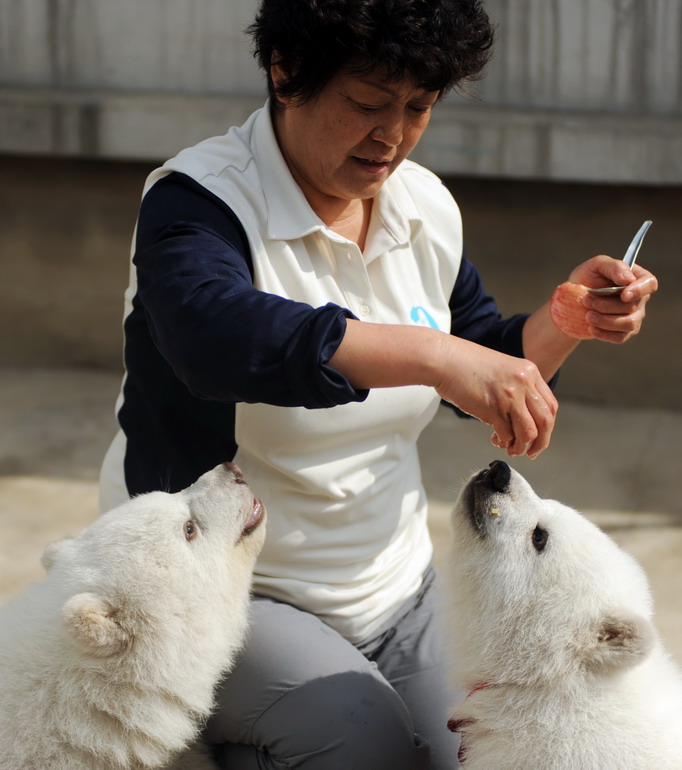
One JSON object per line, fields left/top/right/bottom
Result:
{"left": 584, "top": 611, "right": 655, "bottom": 672}
{"left": 40, "top": 537, "right": 73, "bottom": 571}
{"left": 62, "top": 592, "right": 133, "bottom": 657}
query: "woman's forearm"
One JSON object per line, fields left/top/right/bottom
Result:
{"left": 331, "top": 311, "right": 578, "bottom": 394}
{"left": 328, "top": 319, "right": 444, "bottom": 389}
{"left": 522, "top": 302, "right": 580, "bottom": 383}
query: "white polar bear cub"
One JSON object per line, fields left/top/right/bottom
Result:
{"left": 0, "top": 461, "right": 265, "bottom": 770}
{"left": 447, "top": 460, "right": 682, "bottom": 770}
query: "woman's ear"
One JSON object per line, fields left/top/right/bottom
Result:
{"left": 270, "top": 52, "right": 291, "bottom": 106}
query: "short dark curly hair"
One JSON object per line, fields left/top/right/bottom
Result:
{"left": 248, "top": 0, "right": 494, "bottom": 105}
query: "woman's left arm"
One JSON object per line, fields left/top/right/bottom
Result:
{"left": 523, "top": 255, "right": 659, "bottom": 381}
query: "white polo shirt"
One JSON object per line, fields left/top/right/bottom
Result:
{"left": 131, "top": 105, "right": 464, "bottom": 642}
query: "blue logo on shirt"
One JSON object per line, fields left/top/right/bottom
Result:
{"left": 410, "top": 306, "right": 439, "bottom": 330}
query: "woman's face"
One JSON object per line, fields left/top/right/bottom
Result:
{"left": 272, "top": 68, "right": 439, "bottom": 217}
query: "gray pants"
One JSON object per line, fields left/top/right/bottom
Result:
{"left": 204, "top": 567, "right": 460, "bottom": 769}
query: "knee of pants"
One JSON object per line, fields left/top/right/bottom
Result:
{"left": 248, "top": 667, "right": 431, "bottom": 770}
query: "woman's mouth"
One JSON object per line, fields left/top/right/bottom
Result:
{"left": 353, "top": 156, "right": 392, "bottom": 175}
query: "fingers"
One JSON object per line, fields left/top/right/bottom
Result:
{"left": 574, "top": 262, "right": 657, "bottom": 343}
{"left": 504, "top": 392, "right": 557, "bottom": 459}
{"left": 488, "top": 366, "right": 558, "bottom": 460}
{"left": 585, "top": 307, "right": 647, "bottom": 342}
{"left": 525, "top": 387, "right": 559, "bottom": 458}
{"left": 568, "top": 256, "right": 658, "bottom": 300}
{"left": 568, "top": 254, "right": 632, "bottom": 288}
{"left": 589, "top": 254, "right": 636, "bottom": 288}
{"left": 619, "top": 267, "right": 658, "bottom": 302}
{"left": 583, "top": 277, "right": 653, "bottom": 343}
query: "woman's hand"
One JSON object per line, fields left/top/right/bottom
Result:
{"left": 434, "top": 335, "right": 558, "bottom": 459}
{"left": 567, "top": 255, "right": 658, "bottom": 344}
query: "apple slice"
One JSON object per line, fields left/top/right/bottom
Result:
{"left": 549, "top": 282, "right": 595, "bottom": 339}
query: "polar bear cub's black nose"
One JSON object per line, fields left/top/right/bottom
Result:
{"left": 477, "top": 460, "right": 511, "bottom": 493}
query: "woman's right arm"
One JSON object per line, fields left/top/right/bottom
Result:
{"left": 328, "top": 319, "right": 557, "bottom": 459}
{"left": 133, "top": 172, "right": 368, "bottom": 409}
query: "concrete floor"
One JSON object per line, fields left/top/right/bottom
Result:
{"left": 1, "top": 366, "right": 680, "bottom": 661}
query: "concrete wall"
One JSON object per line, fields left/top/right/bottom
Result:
{"left": 5, "top": 0, "right": 680, "bottom": 112}
{"left": 482, "top": 0, "right": 682, "bottom": 115}
{"left": 0, "top": 0, "right": 261, "bottom": 92}
{"left": 413, "top": 0, "right": 682, "bottom": 183}
{"left": 1, "top": 0, "right": 681, "bottom": 182}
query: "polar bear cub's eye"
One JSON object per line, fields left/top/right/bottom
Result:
{"left": 184, "top": 520, "right": 198, "bottom": 541}
{"left": 532, "top": 525, "right": 549, "bottom": 553}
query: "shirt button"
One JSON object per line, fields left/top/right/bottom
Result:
{"left": 359, "top": 304, "right": 370, "bottom": 316}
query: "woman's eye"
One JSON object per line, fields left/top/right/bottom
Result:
{"left": 184, "top": 520, "right": 197, "bottom": 541}
{"left": 532, "top": 525, "right": 549, "bottom": 552}
{"left": 355, "top": 101, "right": 381, "bottom": 113}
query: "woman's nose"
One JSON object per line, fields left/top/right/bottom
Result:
{"left": 370, "top": 115, "right": 403, "bottom": 147}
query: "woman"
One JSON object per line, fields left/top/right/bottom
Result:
{"left": 100, "top": 1, "right": 657, "bottom": 767}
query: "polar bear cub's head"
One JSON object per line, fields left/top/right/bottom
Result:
{"left": 449, "top": 460, "right": 655, "bottom": 688}
{"left": 46, "top": 461, "right": 265, "bottom": 667}
{"left": 0, "top": 461, "right": 265, "bottom": 769}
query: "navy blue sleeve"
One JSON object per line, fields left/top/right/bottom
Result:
{"left": 446, "top": 254, "right": 559, "bottom": 418}
{"left": 449, "top": 254, "right": 529, "bottom": 356}
{"left": 133, "top": 172, "right": 368, "bottom": 409}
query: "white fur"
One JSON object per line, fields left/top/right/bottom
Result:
{"left": 447, "top": 463, "right": 682, "bottom": 769}
{"left": 0, "top": 462, "right": 265, "bottom": 769}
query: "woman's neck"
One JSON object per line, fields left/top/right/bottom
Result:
{"left": 324, "top": 198, "right": 373, "bottom": 251}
